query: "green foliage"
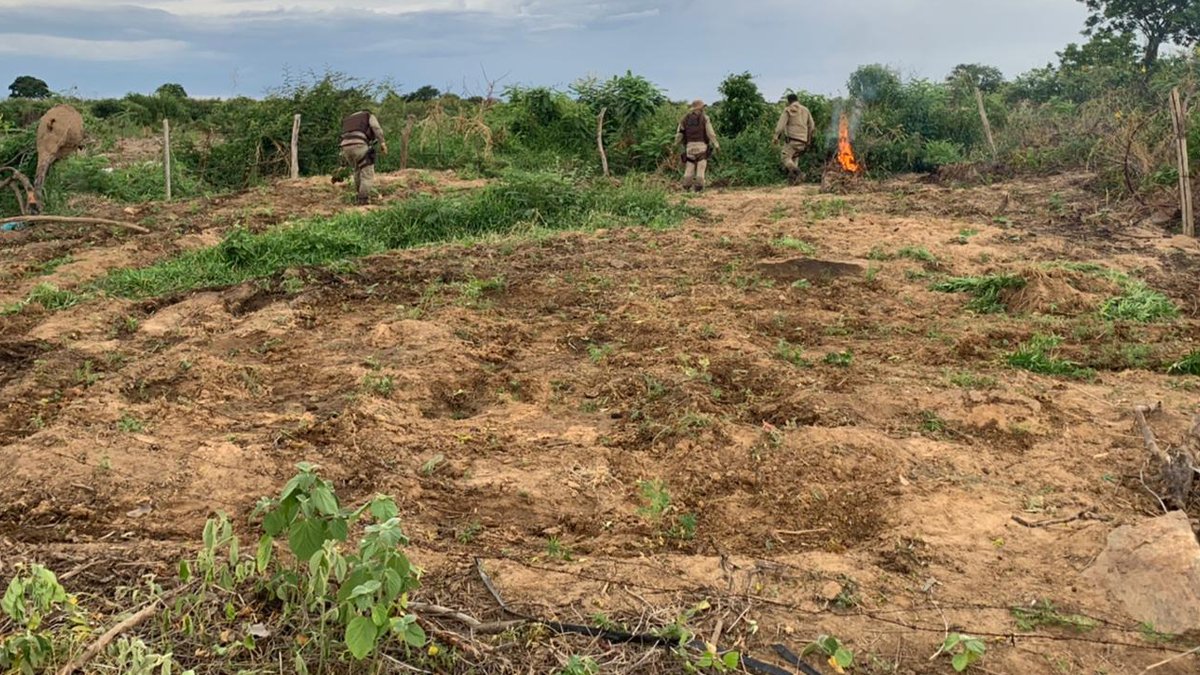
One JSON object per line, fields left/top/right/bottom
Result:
{"left": 7, "top": 76, "right": 51, "bottom": 99}
{"left": 1080, "top": 0, "right": 1200, "bottom": 69}
{"left": 922, "top": 139, "right": 965, "bottom": 168}
{"left": 824, "top": 351, "right": 853, "bottom": 367}
{"left": 714, "top": 72, "right": 769, "bottom": 138}
{"left": 51, "top": 154, "right": 205, "bottom": 203}
{"left": 775, "top": 340, "right": 811, "bottom": 368}
{"left": 947, "top": 64, "right": 1006, "bottom": 93}
{"left": 637, "top": 479, "right": 671, "bottom": 522}
{"left": 941, "top": 633, "right": 986, "bottom": 672}
{"left": 1011, "top": 601, "right": 1098, "bottom": 632}
{"left": 3, "top": 283, "right": 85, "bottom": 315}
{"left": 1166, "top": 351, "right": 1200, "bottom": 376}
{"left": 252, "top": 462, "right": 424, "bottom": 661}
{"left": 932, "top": 275, "right": 1026, "bottom": 313}
{"left": 1, "top": 564, "right": 87, "bottom": 674}
{"left": 896, "top": 246, "right": 938, "bottom": 264}
{"left": 103, "top": 171, "right": 689, "bottom": 298}
{"left": 1007, "top": 335, "right": 1095, "bottom": 379}
{"left": 802, "top": 635, "right": 854, "bottom": 671}
{"left": 772, "top": 236, "right": 816, "bottom": 254}
{"left": 573, "top": 71, "right": 667, "bottom": 142}
{"left": 1099, "top": 282, "right": 1178, "bottom": 322}
{"left": 559, "top": 655, "right": 600, "bottom": 675}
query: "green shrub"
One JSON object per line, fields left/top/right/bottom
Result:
{"left": 1007, "top": 334, "right": 1094, "bottom": 379}
{"left": 932, "top": 275, "right": 1026, "bottom": 313}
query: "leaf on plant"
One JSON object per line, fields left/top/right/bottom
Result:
{"left": 288, "top": 518, "right": 327, "bottom": 561}
{"left": 369, "top": 496, "right": 399, "bottom": 522}
{"left": 827, "top": 655, "right": 847, "bottom": 674}
{"left": 262, "top": 509, "right": 287, "bottom": 537}
{"left": 834, "top": 646, "right": 854, "bottom": 667}
{"left": 345, "top": 615, "right": 377, "bottom": 660}
{"left": 310, "top": 485, "right": 338, "bottom": 516}
{"left": 349, "top": 580, "right": 382, "bottom": 599}
{"left": 403, "top": 620, "right": 427, "bottom": 648}
{"left": 952, "top": 651, "right": 970, "bottom": 672}
{"left": 722, "top": 651, "right": 740, "bottom": 669}
{"left": 255, "top": 535, "right": 273, "bottom": 573}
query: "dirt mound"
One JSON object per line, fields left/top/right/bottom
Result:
{"left": 1003, "top": 266, "right": 1117, "bottom": 315}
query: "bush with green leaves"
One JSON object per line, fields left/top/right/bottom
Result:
{"left": 940, "top": 633, "right": 986, "bottom": 672}
{"left": 714, "top": 72, "right": 770, "bottom": 138}
{"left": 802, "top": 635, "right": 854, "bottom": 672}
{"left": 0, "top": 564, "right": 88, "bottom": 674}
{"left": 252, "top": 462, "right": 425, "bottom": 660}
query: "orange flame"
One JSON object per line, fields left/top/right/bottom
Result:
{"left": 837, "top": 112, "right": 860, "bottom": 174}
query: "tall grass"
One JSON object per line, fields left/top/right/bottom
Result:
{"left": 103, "top": 171, "right": 691, "bottom": 298}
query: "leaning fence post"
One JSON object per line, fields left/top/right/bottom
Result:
{"left": 597, "top": 107, "right": 610, "bottom": 177}
{"left": 290, "top": 114, "right": 301, "bottom": 180}
{"left": 974, "top": 87, "right": 997, "bottom": 160}
{"left": 1170, "top": 88, "right": 1194, "bottom": 237}
{"left": 162, "top": 118, "right": 172, "bottom": 201}
{"left": 401, "top": 115, "right": 415, "bottom": 171}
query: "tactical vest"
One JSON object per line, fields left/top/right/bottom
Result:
{"left": 341, "top": 111, "right": 375, "bottom": 143}
{"left": 681, "top": 112, "right": 709, "bottom": 144}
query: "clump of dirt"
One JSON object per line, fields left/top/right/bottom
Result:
{"left": 1003, "top": 266, "right": 1118, "bottom": 315}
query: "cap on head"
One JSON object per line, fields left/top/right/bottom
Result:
{"left": 787, "top": 93, "right": 799, "bottom": 103}
{"left": 691, "top": 99, "right": 705, "bottom": 110}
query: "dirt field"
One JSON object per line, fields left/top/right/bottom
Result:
{"left": 2, "top": 169, "right": 1200, "bottom": 674}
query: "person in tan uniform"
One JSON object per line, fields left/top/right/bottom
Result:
{"left": 339, "top": 110, "right": 388, "bottom": 204}
{"left": 674, "top": 100, "right": 719, "bottom": 192}
{"left": 774, "top": 94, "right": 817, "bottom": 185}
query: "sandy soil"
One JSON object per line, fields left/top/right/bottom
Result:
{"left": 2, "top": 169, "right": 1200, "bottom": 674}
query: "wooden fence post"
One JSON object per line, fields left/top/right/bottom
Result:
{"left": 974, "top": 88, "right": 997, "bottom": 159}
{"left": 401, "top": 115, "right": 415, "bottom": 171}
{"left": 162, "top": 118, "right": 172, "bottom": 201}
{"left": 290, "top": 114, "right": 301, "bottom": 180}
{"left": 1170, "top": 88, "right": 1194, "bottom": 237}
{"left": 597, "top": 107, "right": 610, "bottom": 177}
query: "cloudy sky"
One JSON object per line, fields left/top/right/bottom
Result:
{"left": 0, "top": 0, "right": 1093, "bottom": 100}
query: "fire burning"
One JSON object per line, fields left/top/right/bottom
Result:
{"left": 836, "top": 112, "right": 861, "bottom": 174}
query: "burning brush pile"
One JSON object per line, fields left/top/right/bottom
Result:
{"left": 821, "top": 111, "right": 865, "bottom": 193}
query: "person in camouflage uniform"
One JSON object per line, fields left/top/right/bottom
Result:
{"left": 674, "top": 100, "right": 719, "bottom": 192}
{"left": 774, "top": 94, "right": 817, "bottom": 185}
{"left": 339, "top": 110, "right": 388, "bottom": 204}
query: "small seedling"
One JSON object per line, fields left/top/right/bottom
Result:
{"left": 558, "top": 655, "right": 599, "bottom": 675}
{"left": 803, "top": 635, "right": 854, "bottom": 674}
{"left": 362, "top": 373, "right": 394, "bottom": 397}
{"left": 117, "top": 414, "right": 145, "bottom": 433}
{"left": 939, "top": 633, "right": 985, "bottom": 672}
{"left": 947, "top": 370, "right": 997, "bottom": 389}
{"left": 824, "top": 351, "right": 853, "bottom": 368}
{"left": 545, "top": 536, "right": 571, "bottom": 561}
{"left": 587, "top": 343, "right": 614, "bottom": 364}
{"left": 455, "top": 520, "right": 483, "bottom": 544}
{"left": 775, "top": 340, "right": 810, "bottom": 368}
{"left": 73, "top": 361, "right": 100, "bottom": 387}
{"left": 420, "top": 453, "right": 446, "bottom": 476}
{"left": 637, "top": 479, "right": 671, "bottom": 522}
{"left": 772, "top": 236, "right": 816, "bottom": 254}
{"left": 919, "top": 411, "right": 946, "bottom": 434}
{"left": 669, "top": 513, "right": 698, "bottom": 540}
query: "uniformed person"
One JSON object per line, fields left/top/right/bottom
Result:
{"left": 774, "top": 93, "right": 817, "bottom": 185}
{"left": 674, "top": 100, "right": 719, "bottom": 192}
{"left": 339, "top": 110, "right": 388, "bottom": 204}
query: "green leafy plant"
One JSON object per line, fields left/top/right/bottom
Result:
{"left": 802, "top": 635, "right": 854, "bottom": 673}
{"left": 824, "top": 351, "right": 853, "bottom": 367}
{"left": 117, "top": 414, "right": 145, "bottom": 433}
{"left": 896, "top": 246, "right": 938, "bottom": 265}
{"left": 775, "top": 340, "right": 810, "bottom": 367}
{"left": 362, "top": 373, "right": 395, "bottom": 397}
{"left": 1166, "top": 350, "right": 1200, "bottom": 376}
{"left": 559, "top": 655, "right": 600, "bottom": 675}
{"left": 1, "top": 564, "right": 87, "bottom": 674}
{"left": 587, "top": 342, "right": 615, "bottom": 364}
{"left": 1099, "top": 282, "right": 1178, "bottom": 322}
{"left": 940, "top": 633, "right": 985, "bottom": 672}
{"left": 637, "top": 479, "right": 671, "bottom": 522}
{"left": 772, "top": 236, "right": 816, "bottom": 254}
{"left": 1007, "top": 334, "right": 1095, "bottom": 379}
{"left": 252, "top": 462, "right": 424, "bottom": 661}
{"left": 932, "top": 275, "right": 1026, "bottom": 313}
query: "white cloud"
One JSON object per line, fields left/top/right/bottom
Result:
{"left": 0, "top": 33, "right": 189, "bottom": 60}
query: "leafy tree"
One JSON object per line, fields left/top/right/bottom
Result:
{"left": 404, "top": 85, "right": 441, "bottom": 102}
{"left": 714, "top": 72, "right": 768, "bottom": 138}
{"left": 847, "top": 65, "right": 902, "bottom": 104}
{"left": 572, "top": 71, "right": 666, "bottom": 142}
{"left": 155, "top": 83, "right": 188, "bottom": 98}
{"left": 1079, "top": 0, "right": 1200, "bottom": 70}
{"left": 8, "top": 76, "right": 50, "bottom": 99}
{"left": 946, "top": 64, "right": 1005, "bottom": 92}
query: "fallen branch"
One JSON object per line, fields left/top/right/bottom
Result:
{"left": 1012, "top": 510, "right": 1107, "bottom": 528}
{"left": 408, "top": 601, "right": 524, "bottom": 635}
{"left": 57, "top": 585, "right": 190, "bottom": 675}
{"left": 0, "top": 215, "right": 151, "bottom": 234}
{"left": 1133, "top": 404, "right": 1168, "bottom": 465}
{"left": 1134, "top": 403, "right": 1195, "bottom": 507}
{"left": 1140, "top": 644, "right": 1200, "bottom": 672}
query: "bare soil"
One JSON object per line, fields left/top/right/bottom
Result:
{"left": 2, "top": 170, "right": 1200, "bottom": 674}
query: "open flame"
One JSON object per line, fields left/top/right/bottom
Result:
{"left": 837, "top": 112, "right": 861, "bottom": 174}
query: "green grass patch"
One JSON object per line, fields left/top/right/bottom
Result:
{"left": 1011, "top": 601, "right": 1098, "bottom": 633}
{"left": 771, "top": 237, "right": 816, "bottom": 254}
{"left": 1166, "top": 351, "right": 1200, "bottom": 376}
{"left": 1007, "top": 334, "right": 1095, "bottom": 380}
{"left": 1099, "top": 282, "right": 1178, "bottom": 323}
{"left": 774, "top": 340, "right": 810, "bottom": 368}
{"left": 103, "top": 171, "right": 693, "bottom": 298}
{"left": 932, "top": 275, "right": 1026, "bottom": 313}
{"left": 2, "top": 283, "right": 85, "bottom": 315}
{"left": 896, "top": 246, "right": 938, "bottom": 265}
